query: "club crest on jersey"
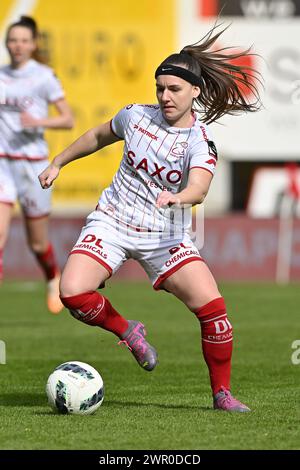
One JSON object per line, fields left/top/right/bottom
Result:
{"left": 103, "top": 204, "right": 115, "bottom": 216}
{"left": 168, "top": 142, "right": 188, "bottom": 162}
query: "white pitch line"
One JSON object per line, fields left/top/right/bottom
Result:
{"left": 3, "top": 281, "right": 40, "bottom": 291}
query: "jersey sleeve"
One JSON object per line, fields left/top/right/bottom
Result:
{"left": 44, "top": 71, "right": 65, "bottom": 103}
{"left": 189, "top": 128, "right": 218, "bottom": 176}
{"left": 110, "top": 104, "right": 134, "bottom": 140}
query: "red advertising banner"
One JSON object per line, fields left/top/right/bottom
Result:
{"left": 3, "top": 215, "right": 300, "bottom": 281}
{"left": 197, "top": 0, "right": 300, "bottom": 17}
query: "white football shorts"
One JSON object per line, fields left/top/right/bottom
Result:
{"left": 0, "top": 158, "right": 51, "bottom": 217}
{"left": 70, "top": 211, "right": 203, "bottom": 289}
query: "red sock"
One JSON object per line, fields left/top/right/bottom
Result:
{"left": 61, "top": 291, "right": 128, "bottom": 337}
{"left": 0, "top": 249, "right": 3, "bottom": 281}
{"left": 194, "top": 297, "right": 233, "bottom": 396}
{"left": 34, "top": 243, "right": 59, "bottom": 281}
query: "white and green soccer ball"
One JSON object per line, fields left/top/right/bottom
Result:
{"left": 46, "top": 361, "right": 104, "bottom": 415}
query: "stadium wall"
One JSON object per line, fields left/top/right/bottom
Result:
{"left": 4, "top": 215, "right": 300, "bottom": 281}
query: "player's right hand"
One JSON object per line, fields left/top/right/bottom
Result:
{"left": 38, "top": 163, "right": 60, "bottom": 189}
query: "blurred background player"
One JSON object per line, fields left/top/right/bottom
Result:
{"left": 39, "top": 26, "right": 261, "bottom": 411}
{"left": 0, "top": 16, "right": 74, "bottom": 313}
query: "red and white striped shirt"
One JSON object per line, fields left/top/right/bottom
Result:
{"left": 93, "top": 103, "right": 217, "bottom": 233}
{"left": 0, "top": 59, "right": 64, "bottom": 160}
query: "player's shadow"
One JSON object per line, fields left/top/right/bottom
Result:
{"left": 0, "top": 392, "right": 46, "bottom": 407}
{"left": 0, "top": 395, "right": 212, "bottom": 412}
{"left": 106, "top": 400, "right": 211, "bottom": 411}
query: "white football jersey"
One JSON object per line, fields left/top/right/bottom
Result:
{"left": 92, "top": 104, "right": 217, "bottom": 233}
{"left": 0, "top": 59, "right": 64, "bottom": 160}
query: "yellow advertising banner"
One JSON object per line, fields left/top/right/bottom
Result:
{"left": 1, "top": 0, "right": 175, "bottom": 212}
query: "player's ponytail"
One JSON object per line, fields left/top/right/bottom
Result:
{"left": 157, "top": 24, "right": 262, "bottom": 124}
{"left": 6, "top": 15, "right": 47, "bottom": 64}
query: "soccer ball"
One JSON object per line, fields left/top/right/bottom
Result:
{"left": 46, "top": 361, "right": 104, "bottom": 415}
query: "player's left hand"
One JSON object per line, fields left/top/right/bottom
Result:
{"left": 20, "top": 111, "right": 41, "bottom": 128}
{"left": 39, "top": 163, "right": 60, "bottom": 189}
{"left": 156, "top": 191, "right": 180, "bottom": 209}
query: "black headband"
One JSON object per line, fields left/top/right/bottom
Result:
{"left": 155, "top": 64, "right": 201, "bottom": 87}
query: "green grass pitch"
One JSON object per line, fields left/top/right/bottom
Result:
{"left": 0, "top": 281, "right": 299, "bottom": 450}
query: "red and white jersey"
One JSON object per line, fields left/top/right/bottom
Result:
{"left": 0, "top": 59, "right": 64, "bottom": 160}
{"left": 94, "top": 103, "right": 217, "bottom": 233}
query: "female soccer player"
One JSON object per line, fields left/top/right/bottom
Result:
{"left": 39, "top": 26, "right": 261, "bottom": 411}
{"left": 0, "top": 16, "right": 74, "bottom": 313}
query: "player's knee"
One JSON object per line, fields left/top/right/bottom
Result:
{"left": 184, "top": 291, "right": 223, "bottom": 313}
{"left": 28, "top": 241, "right": 48, "bottom": 254}
{"left": 59, "top": 276, "right": 83, "bottom": 299}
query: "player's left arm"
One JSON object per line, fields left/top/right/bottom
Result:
{"left": 20, "top": 97, "right": 74, "bottom": 129}
{"left": 156, "top": 168, "right": 213, "bottom": 208}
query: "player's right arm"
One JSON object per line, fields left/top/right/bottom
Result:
{"left": 39, "top": 121, "right": 121, "bottom": 189}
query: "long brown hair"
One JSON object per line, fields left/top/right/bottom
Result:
{"left": 6, "top": 16, "right": 46, "bottom": 64}
{"left": 158, "top": 24, "right": 262, "bottom": 124}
